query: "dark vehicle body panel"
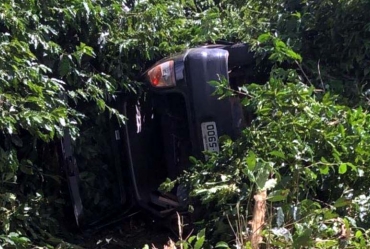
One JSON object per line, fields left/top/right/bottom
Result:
{"left": 64, "top": 43, "right": 254, "bottom": 225}
{"left": 123, "top": 46, "right": 250, "bottom": 216}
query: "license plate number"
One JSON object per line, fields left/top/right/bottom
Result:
{"left": 201, "top": 122, "right": 219, "bottom": 153}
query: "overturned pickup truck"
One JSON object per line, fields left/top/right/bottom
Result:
{"left": 62, "top": 43, "right": 255, "bottom": 227}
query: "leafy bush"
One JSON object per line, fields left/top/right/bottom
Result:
{"left": 186, "top": 80, "right": 370, "bottom": 247}
{"left": 2, "top": 0, "right": 370, "bottom": 247}
{"left": 172, "top": 1, "right": 370, "bottom": 247}
{"left": 0, "top": 0, "right": 239, "bottom": 246}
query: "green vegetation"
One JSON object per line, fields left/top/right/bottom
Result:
{"left": 162, "top": 0, "right": 370, "bottom": 248}
{"left": 1, "top": 0, "right": 370, "bottom": 248}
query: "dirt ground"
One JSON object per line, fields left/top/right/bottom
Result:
{"left": 77, "top": 213, "right": 177, "bottom": 249}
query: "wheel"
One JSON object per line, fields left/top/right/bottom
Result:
{"left": 225, "top": 43, "right": 254, "bottom": 68}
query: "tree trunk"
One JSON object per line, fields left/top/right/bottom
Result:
{"left": 250, "top": 190, "right": 267, "bottom": 249}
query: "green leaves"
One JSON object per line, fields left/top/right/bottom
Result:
{"left": 215, "top": 241, "right": 230, "bottom": 248}
{"left": 177, "top": 228, "right": 206, "bottom": 249}
{"left": 74, "top": 42, "right": 96, "bottom": 66}
{"left": 246, "top": 151, "right": 256, "bottom": 170}
{"left": 177, "top": 5, "right": 370, "bottom": 243}
{"left": 194, "top": 229, "right": 205, "bottom": 249}
{"left": 59, "top": 55, "right": 71, "bottom": 77}
{"left": 2, "top": 0, "right": 370, "bottom": 247}
{"left": 0, "top": 232, "right": 31, "bottom": 248}
{"left": 255, "top": 166, "right": 271, "bottom": 191}
{"left": 257, "top": 33, "right": 271, "bottom": 43}
{"left": 264, "top": 37, "right": 302, "bottom": 63}
{"left": 268, "top": 189, "right": 290, "bottom": 202}
{"left": 339, "top": 163, "right": 347, "bottom": 174}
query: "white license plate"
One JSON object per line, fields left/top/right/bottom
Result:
{"left": 201, "top": 121, "right": 219, "bottom": 153}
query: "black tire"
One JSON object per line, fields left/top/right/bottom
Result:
{"left": 225, "top": 43, "right": 254, "bottom": 68}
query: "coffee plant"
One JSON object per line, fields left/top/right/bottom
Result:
{"left": 2, "top": 0, "right": 370, "bottom": 248}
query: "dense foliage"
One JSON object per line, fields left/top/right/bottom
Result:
{"left": 162, "top": 0, "right": 370, "bottom": 248}
{"left": 0, "top": 0, "right": 228, "bottom": 247}
{"left": 174, "top": 53, "right": 370, "bottom": 248}
{"left": 1, "top": 0, "right": 370, "bottom": 248}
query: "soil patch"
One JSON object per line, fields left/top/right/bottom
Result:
{"left": 78, "top": 214, "right": 176, "bottom": 249}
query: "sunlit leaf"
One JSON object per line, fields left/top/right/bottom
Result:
{"left": 339, "top": 163, "right": 347, "bottom": 174}
{"left": 246, "top": 151, "right": 256, "bottom": 171}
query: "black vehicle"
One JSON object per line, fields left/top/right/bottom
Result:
{"left": 62, "top": 43, "right": 254, "bottom": 227}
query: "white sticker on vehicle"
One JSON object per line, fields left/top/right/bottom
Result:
{"left": 201, "top": 121, "right": 220, "bottom": 153}
{"left": 115, "top": 130, "right": 120, "bottom": 140}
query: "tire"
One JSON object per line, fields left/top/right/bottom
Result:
{"left": 225, "top": 43, "right": 254, "bottom": 68}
